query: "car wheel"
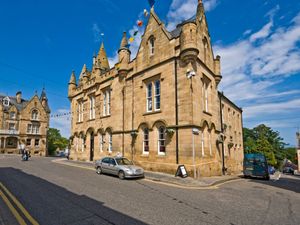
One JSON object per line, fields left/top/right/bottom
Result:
{"left": 118, "top": 171, "right": 125, "bottom": 180}
{"left": 96, "top": 167, "right": 102, "bottom": 175}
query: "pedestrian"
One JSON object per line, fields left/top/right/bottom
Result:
{"left": 65, "top": 148, "right": 69, "bottom": 160}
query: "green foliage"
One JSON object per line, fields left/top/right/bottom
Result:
{"left": 243, "top": 124, "right": 288, "bottom": 167}
{"left": 47, "top": 128, "right": 69, "bottom": 156}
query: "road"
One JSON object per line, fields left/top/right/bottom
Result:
{"left": 0, "top": 155, "right": 299, "bottom": 225}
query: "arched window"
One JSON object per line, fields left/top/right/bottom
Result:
{"left": 31, "top": 110, "right": 38, "bottom": 120}
{"left": 201, "top": 130, "right": 205, "bottom": 157}
{"left": 143, "top": 128, "right": 149, "bottom": 154}
{"left": 108, "top": 133, "right": 112, "bottom": 153}
{"left": 3, "top": 96, "right": 10, "bottom": 107}
{"left": 158, "top": 126, "right": 166, "bottom": 155}
{"left": 203, "top": 37, "right": 208, "bottom": 64}
{"left": 149, "top": 36, "right": 155, "bottom": 56}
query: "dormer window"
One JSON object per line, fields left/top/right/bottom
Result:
{"left": 3, "top": 96, "right": 10, "bottom": 107}
{"left": 10, "top": 112, "right": 16, "bottom": 119}
{"left": 149, "top": 36, "right": 155, "bottom": 56}
{"left": 31, "top": 110, "right": 39, "bottom": 120}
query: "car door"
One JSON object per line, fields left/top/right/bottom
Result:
{"left": 101, "top": 157, "right": 110, "bottom": 173}
{"left": 108, "top": 158, "right": 118, "bottom": 175}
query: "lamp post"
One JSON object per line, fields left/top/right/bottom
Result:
{"left": 192, "top": 128, "right": 199, "bottom": 178}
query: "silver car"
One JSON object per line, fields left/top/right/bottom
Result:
{"left": 95, "top": 157, "right": 144, "bottom": 179}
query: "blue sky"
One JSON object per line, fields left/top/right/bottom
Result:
{"left": 0, "top": 0, "right": 299, "bottom": 146}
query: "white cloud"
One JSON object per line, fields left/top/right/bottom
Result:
{"left": 215, "top": 12, "right": 300, "bottom": 104}
{"left": 166, "top": 0, "right": 219, "bottom": 31}
{"left": 50, "top": 109, "right": 71, "bottom": 138}
{"left": 243, "top": 99, "right": 300, "bottom": 118}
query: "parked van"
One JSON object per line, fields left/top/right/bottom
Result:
{"left": 243, "top": 153, "right": 270, "bottom": 180}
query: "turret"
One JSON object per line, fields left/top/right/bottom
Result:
{"left": 117, "top": 32, "right": 131, "bottom": 77}
{"left": 80, "top": 64, "right": 89, "bottom": 83}
{"left": 68, "top": 71, "right": 77, "bottom": 98}
{"left": 40, "top": 88, "right": 51, "bottom": 113}
{"left": 214, "top": 55, "right": 222, "bottom": 86}
{"left": 180, "top": 21, "right": 198, "bottom": 64}
{"left": 96, "top": 42, "right": 110, "bottom": 72}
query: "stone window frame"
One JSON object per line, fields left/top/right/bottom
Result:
{"left": 10, "top": 111, "right": 16, "bottom": 119}
{"left": 77, "top": 99, "right": 84, "bottom": 123}
{"left": 99, "top": 133, "right": 105, "bottom": 152}
{"left": 102, "top": 88, "right": 111, "bottom": 116}
{"left": 148, "top": 35, "right": 156, "bottom": 56}
{"left": 143, "top": 128, "right": 149, "bottom": 155}
{"left": 8, "top": 123, "right": 15, "bottom": 131}
{"left": 144, "top": 75, "right": 161, "bottom": 113}
{"left": 201, "top": 75, "right": 211, "bottom": 113}
{"left": 89, "top": 95, "right": 96, "bottom": 120}
{"left": 34, "top": 139, "right": 39, "bottom": 147}
{"left": 26, "top": 139, "right": 31, "bottom": 146}
{"left": 157, "top": 126, "right": 166, "bottom": 155}
{"left": 31, "top": 109, "right": 39, "bottom": 121}
{"left": 3, "top": 96, "right": 10, "bottom": 107}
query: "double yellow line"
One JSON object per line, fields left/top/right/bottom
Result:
{"left": 0, "top": 182, "right": 39, "bottom": 225}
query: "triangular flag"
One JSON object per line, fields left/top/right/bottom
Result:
{"left": 125, "top": 44, "right": 130, "bottom": 48}
{"left": 129, "top": 37, "right": 135, "bottom": 43}
{"left": 137, "top": 20, "right": 143, "bottom": 27}
{"left": 133, "top": 30, "right": 138, "bottom": 36}
{"left": 143, "top": 9, "right": 149, "bottom": 17}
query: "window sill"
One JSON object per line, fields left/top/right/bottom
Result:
{"left": 140, "top": 154, "right": 149, "bottom": 157}
{"left": 87, "top": 118, "right": 96, "bottom": 122}
{"left": 143, "top": 110, "right": 161, "bottom": 116}
{"left": 157, "top": 153, "right": 166, "bottom": 157}
{"left": 76, "top": 122, "right": 83, "bottom": 124}
{"left": 203, "top": 111, "right": 212, "bottom": 116}
{"left": 100, "top": 115, "right": 111, "bottom": 119}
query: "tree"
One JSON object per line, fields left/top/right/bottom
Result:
{"left": 47, "top": 128, "right": 69, "bottom": 155}
{"left": 243, "top": 124, "right": 286, "bottom": 168}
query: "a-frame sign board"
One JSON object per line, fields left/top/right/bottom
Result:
{"left": 175, "top": 165, "right": 188, "bottom": 178}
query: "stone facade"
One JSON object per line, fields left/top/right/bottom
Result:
{"left": 68, "top": 1, "right": 244, "bottom": 177}
{"left": 0, "top": 90, "right": 50, "bottom": 156}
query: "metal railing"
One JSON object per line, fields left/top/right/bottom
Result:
{"left": 0, "top": 130, "right": 20, "bottom": 135}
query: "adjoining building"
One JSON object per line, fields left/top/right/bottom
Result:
{"left": 0, "top": 90, "right": 50, "bottom": 156}
{"left": 68, "top": 1, "right": 244, "bottom": 177}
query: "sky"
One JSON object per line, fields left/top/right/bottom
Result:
{"left": 0, "top": 0, "right": 299, "bottom": 146}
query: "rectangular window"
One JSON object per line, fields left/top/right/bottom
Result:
{"left": 154, "top": 80, "right": 160, "bottom": 110}
{"left": 209, "top": 132, "right": 212, "bottom": 156}
{"left": 8, "top": 123, "right": 15, "bottom": 130}
{"left": 89, "top": 96, "right": 95, "bottom": 120}
{"left": 81, "top": 137, "right": 84, "bottom": 152}
{"left": 143, "top": 128, "right": 149, "bottom": 154}
{"left": 158, "top": 127, "right": 166, "bottom": 155}
{"left": 201, "top": 131, "right": 205, "bottom": 157}
{"left": 77, "top": 101, "right": 84, "bottom": 122}
{"left": 27, "top": 124, "right": 32, "bottom": 133}
{"left": 108, "top": 133, "right": 112, "bottom": 153}
{"left": 10, "top": 112, "right": 16, "bottom": 119}
{"left": 147, "top": 83, "right": 152, "bottom": 112}
{"left": 76, "top": 137, "right": 78, "bottom": 152}
{"left": 204, "top": 83, "right": 208, "bottom": 112}
{"left": 103, "top": 89, "right": 111, "bottom": 116}
{"left": 100, "top": 134, "right": 104, "bottom": 152}
{"left": 35, "top": 139, "right": 39, "bottom": 146}
{"left": 32, "top": 125, "right": 37, "bottom": 134}
{"left": 107, "top": 90, "right": 111, "bottom": 115}
{"left": 26, "top": 139, "right": 31, "bottom": 146}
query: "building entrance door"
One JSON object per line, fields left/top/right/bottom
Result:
{"left": 90, "top": 132, "right": 94, "bottom": 161}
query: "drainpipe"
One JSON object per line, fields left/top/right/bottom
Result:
{"left": 175, "top": 59, "right": 179, "bottom": 164}
{"left": 219, "top": 92, "right": 226, "bottom": 175}
{"left": 122, "top": 87, "right": 125, "bottom": 157}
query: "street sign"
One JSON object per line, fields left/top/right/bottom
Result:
{"left": 175, "top": 165, "right": 188, "bottom": 178}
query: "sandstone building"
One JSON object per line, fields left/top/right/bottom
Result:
{"left": 0, "top": 90, "right": 50, "bottom": 156}
{"left": 68, "top": 1, "right": 244, "bottom": 177}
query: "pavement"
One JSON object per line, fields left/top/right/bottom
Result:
{"left": 52, "top": 158, "right": 242, "bottom": 188}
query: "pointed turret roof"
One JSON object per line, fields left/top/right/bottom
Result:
{"left": 97, "top": 42, "right": 110, "bottom": 70}
{"left": 79, "top": 64, "right": 87, "bottom": 80}
{"left": 69, "top": 71, "right": 76, "bottom": 84}
{"left": 39, "top": 88, "right": 51, "bottom": 113}
{"left": 120, "top": 32, "right": 128, "bottom": 49}
{"left": 40, "top": 88, "right": 47, "bottom": 100}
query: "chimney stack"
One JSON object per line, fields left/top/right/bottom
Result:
{"left": 16, "top": 91, "right": 22, "bottom": 104}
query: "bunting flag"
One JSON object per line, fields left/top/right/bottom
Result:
{"left": 129, "top": 37, "right": 135, "bottom": 43}
{"left": 143, "top": 9, "right": 149, "bottom": 17}
{"left": 137, "top": 20, "right": 143, "bottom": 27}
{"left": 125, "top": 44, "right": 130, "bottom": 48}
{"left": 148, "top": 0, "right": 155, "bottom": 8}
{"left": 133, "top": 30, "right": 138, "bottom": 36}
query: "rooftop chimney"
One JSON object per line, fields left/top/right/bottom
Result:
{"left": 16, "top": 91, "right": 22, "bottom": 104}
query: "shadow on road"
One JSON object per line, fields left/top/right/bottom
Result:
{"left": 0, "top": 167, "right": 147, "bottom": 225}
{"left": 247, "top": 176, "right": 300, "bottom": 194}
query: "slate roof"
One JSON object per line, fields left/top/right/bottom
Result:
{"left": 0, "top": 95, "right": 28, "bottom": 111}
{"left": 169, "top": 15, "right": 196, "bottom": 39}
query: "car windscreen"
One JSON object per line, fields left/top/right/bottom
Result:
{"left": 116, "top": 158, "right": 133, "bottom": 165}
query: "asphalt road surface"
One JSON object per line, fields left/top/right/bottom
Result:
{"left": 0, "top": 155, "right": 299, "bottom": 225}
